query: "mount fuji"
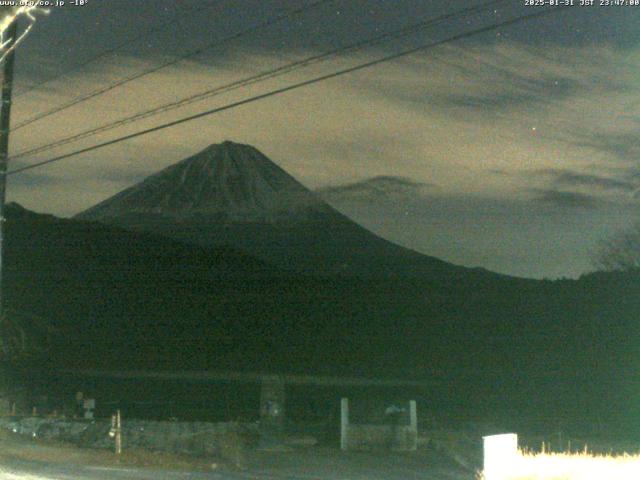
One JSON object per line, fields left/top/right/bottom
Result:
{"left": 77, "top": 141, "right": 491, "bottom": 279}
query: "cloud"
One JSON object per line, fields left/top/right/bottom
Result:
{"left": 358, "top": 44, "right": 635, "bottom": 119}
{"left": 9, "top": 42, "right": 639, "bottom": 215}
{"left": 319, "top": 177, "right": 636, "bottom": 278}
{"left": 7, "top": 170, "right": 63, "bottom": 188}
{"left": 532, "top": 168, "right": 638, "bottom": 192}
{"left": 570, "top": 132, "right": 640, "bottom": 163}
{"left": 530, "top": 189, "right": 599, "bottom": 210}
{"left": 317, "top": 176, "right": 434, "bottom": 203}
{"left": 6, "top": 38, "right": 640, "bottom": 278}
{"left": 433, "top": 58, "right": 579, "bottom": 112}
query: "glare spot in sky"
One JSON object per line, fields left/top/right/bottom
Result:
{"left": 0, "top": 6, "right": 48, "bottom": 61}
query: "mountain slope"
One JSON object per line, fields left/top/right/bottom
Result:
{"left": 76, "top": 141, "right": 494, "bottom": 280}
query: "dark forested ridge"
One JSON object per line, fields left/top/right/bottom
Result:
{"left": 5, "top": 203, "right": 640, "bottom": 435}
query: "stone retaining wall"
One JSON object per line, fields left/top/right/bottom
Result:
{"left": 0, "top": 416, "right": 258, "bottom": 457}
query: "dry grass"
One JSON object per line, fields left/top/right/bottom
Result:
{"left": 478, "top": 448, "right": 640, "bottom": 480}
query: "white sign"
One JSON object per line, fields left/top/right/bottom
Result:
{"left": 483, "top": 433, "right": 519, "bottom": 480}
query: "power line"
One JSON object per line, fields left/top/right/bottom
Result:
{"left": 14, "top": 1, "right": 222, "bottom": 99}
{"left": 7, "top": 6, "right": 570, "bottom": 177}
{"left": 11, "top": 0, "right": 509, "bottom": 161}
{"left": 11, "top": 0, "right": 335, "bottom": 132}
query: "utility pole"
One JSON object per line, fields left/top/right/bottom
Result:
{"left": 0, "top": 19, "right": 17, "bottom": 318}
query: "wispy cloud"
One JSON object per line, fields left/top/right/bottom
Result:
{"left": 317, "top": 176, "right": 434, "bottom": 203}
{"left": 531, "top": 168, "right": 638, "bottom": 193}
{"left": 10, "top": 42, "right": 639, "bottom": 210}
{"left": 7, "top": 39, "right": 640, "bottom": 278}
{"left": 570, "top": 132, "right": 640, "bottom": 163}
{"left": 530, "top": 188, "right": 599, "bottom": 210}
{"left": 319, "top": 179, "right": 636, "bottom": 279}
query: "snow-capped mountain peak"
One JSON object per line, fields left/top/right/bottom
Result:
{"left": 78, "top": 141, "right": 327, "bottom": 221}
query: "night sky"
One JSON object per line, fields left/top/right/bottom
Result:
{"left": 5, "top": 0, "right": 640, "bottom": 279}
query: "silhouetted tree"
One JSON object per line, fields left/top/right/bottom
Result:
{"left": 593, "top": 222, "right": 640, "bottom": 271}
